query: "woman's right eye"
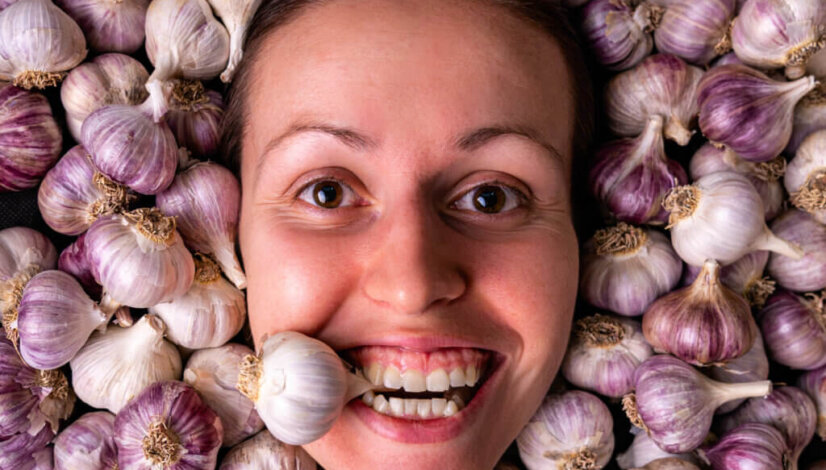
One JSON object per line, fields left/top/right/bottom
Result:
{"left": 296, "top": 179, "right": 361, "bottom": 209}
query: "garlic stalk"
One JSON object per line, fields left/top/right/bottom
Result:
{"left": 55, "top": 0, "right": 149, "bottom": 53}
{"left": 653, "top": 0, "right": 736, "bottom": 65}
{"left": 758, "top": 289, "right": 826, "bottom": 370}
{"left": 53, "top": 411, "right": 118, "bottom": 470}
{"left": 70, "top": 314, "right": 182, "bottom": 413}
{"left": 219, "top": 430, "right": 318, "bottom": 470}
{"left": 798, "top": 365, "right": 826, "bottom": 440}
{"left": 698, "top": 423, "right": 791, "bottom": 470}
{"left": 165, "top": 80, "right": 224, "bottom": 158}
{"left": 786, "top": 129, "right": 826, "bottom": 225}
{"left": 767, "top": 209, "right": 826, "bottom": 292}
{"left": 0, "top": 0, "right": 87, "bottom": 89}
{"left": 207, "top": 0, "right": 262, "bottom": 82}
{"left": 682, "top": 250, "right": 775, "bottom": 308}
{"left": 580, "top": 0, "right": 661, "bottom": 71}
{"left": 617, "top": 431, "right": 699, "bottom": 470}
{"left": 706, "top": 334, "right": 770, "bottom": 413}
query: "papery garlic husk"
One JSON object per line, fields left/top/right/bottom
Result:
{"left": 643, "top": 259, "right": 757, "bottom": 366}
{"left": 165, "top": 80, "right": 223, "bottom": 158}
{"left": 682, "top": 250, "right": 775, "bottom": 308}
{"left": 731, "top": 0, "right": 826, "bottom": 79}
{"left": 81, "top": 100, "right": 178, "bottom": 195}
{"left": 114, "top": 380, "right": 222, "bottom": 469}
{"left": 0, "top": 0, "right": 86, "bottom": 89}
{"left": 663, "top": 171, "right": 803, "bottom": 266}
{"left": 652, "top": 0, "right": 736, "bottom": 65}
{"left": 55, "top": 0, "right": 149, "bottom": 53}
{"left": 718, "top": 386, "right": 816, "bottom": 470}
{"left": 590, "top": 116, "right": 688, "bottom": 225}
{"left": 617, "top": 430, "right": 700, "bottom": 470}
{"left": 219, "top": 430, "right": 317, "bottom": 470}
{"left": 85, "top": 208, "right": 194, "bottom": 308}
{"left": 698, "top": 64, "right": 817, "bottom": 162}
{"left": 787, "top": 85, "right": 826, "bottom": 156}
{"left": 580, "top": 0, "right": 661, "bottom": 71}
{"left": 144, "top": 0, "right": 230, "bottom": 121}
{"left": 157, "top": 160, "right": 245, "bottom": 289}
{"left": 627, "top": 355, "right": 772, "bottom": 453}
{"left": 70, "top": 314, "right": 182, "bottom": 413}
{"left": 786, "top": 129, "right": 826, "bottom": 224}
{"left": 0, "top": 85, "right": 62, "bottom": 192}
{"left": 237, "top": 331, "right": 374, "bottom": 445}
{"left": 516, "top": 390, "right": 614, "bottom": 470}
{"left": 768, "top": 209, "right": 826, "bottom": 292}
{"left": 561, "top": 314, "right": 653, "bottom": 398}
{"left": 206, "top": 0, "right": 262, "bottom": 82}
{"left": 758, "top": 288, "right": 826, "bottom": 370}
{"left": 798, "top": 365, "right": 826, "bottom": 440}
{"left": 183, "top": 343, "right": 264, "bottom": 447}
{"left": 706, "top": 333, "right": 770, "bottom": 413}
{"left": 53, "top": 411, "right": 118, "bottom": 470}
{"left": 0, "top": 427, "right": 54, "bottom": 470}
{"left": 698, "top": 423, "right": 791, "bottom": 470}
{"left": 17, "top": 270, "right": 108, "bottom": 370}
{"left": 630, "top": 458, "right": 702, "bottom": 470}
{"left": 580, "top": 223, "right": 682, "bottom": 316}
{"left": 689, "top": 143, "right": 785, "bottom": 221}
{"left": 61, "top": 53, "right": 149, "bottom": 141}
{"left": 37, "top": 146, "right": 132, "bottom": 236}
{"left": 605, "top": 53, "right": 703, "bottom": 145}
{"left": 57, "top": 232, "right": 101, "bottom": 299}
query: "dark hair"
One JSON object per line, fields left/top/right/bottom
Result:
{"left": 220, "top": 0, "right": 595, "bottom": 233}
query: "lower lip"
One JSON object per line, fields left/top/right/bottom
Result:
{"left": 346, "top": 353, "right": 505, "bottom": 444}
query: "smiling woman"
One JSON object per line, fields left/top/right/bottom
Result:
{"left": 219, "top": 0, "right": 594, "bottom": 468}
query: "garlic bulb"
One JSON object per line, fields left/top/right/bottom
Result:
{"left": 698, "top": 423, "right": 791, "bottom": 470}
{"left": 220, "top": 430, "right": 317, "bottom": 470}
{"left": 663, "top": 171, "right": 803, "bottom": 266}
{"left": 85, "top": 208, "right": 194, "bottom": 308}
{"left": 617, "top": 431, "right": 699, "bottom": 470}
{"left": 589, "top": 116, "right": 688, "bottom": 225}
{"left": 165, "top": 80, "right": 224, "bottom": 158}
{"left": 81, "top": 100, "right": 178, "bottom": 195}
{"left": 732, "top": 0, "right": 826, "bottom": 79}
{"left": 70, "top": 314, "right": 182, "bottom": 413}
{"left": 631, "top": 459, "right": 701, "bottom": 470}
{"left": 157, "top": 160, "right": 245, "bottom": 289}
{"left": 114, "top": 380, "right": 222, "bottom": 469}
{"left": 767, "top": 209, "right": 826, "bottom": 292}
{"left": 706, "top": 334, "right": 770, "bottom": 413}
{"left": 57, "top": 232, "right": 101, "bottom": 299}
{"left": 0, "top": 0, "right": 86, "bottom": 89}
{"left": 698, "top": 64, "right": 816, "bottom": 162}
{"left": 759, "top": 289, "right": 826, "bottom": 370}
{"left": 605, "top": 53, "right": 704, "bottom": 145}
{"left": 37, "top": 146, "right": 132, "bottom": 236}
{"left": 787, "top": 86, "right": 826, "bottom": 156}
{"left": 183, "top": 343, "right": 264, "bottom": 448}
{"left": 798, "top": 365, "right": 826, "bottom": 439}
{"left": 683, "top": 250, "right": 775, "bottom": 308}
{"left": 0, "top": 84, "right": 62, "bottom": 192}
{"left": 61, "top": 53, "right": 149, "bottom": 141}
{"left": 207, "top": 0, "right": 262, "bottom": 82}
{"left": 517, "top": 390, "right": 614, "bottom": 470}
{"left": 53, "top": 411, "right": 118, "bottom": 470}
{"left": 653, "top": 0, "right": 736, "bottom": 65}
{"left": 237, "top": 331, "right": 374, "bottom": 445}
{"left": 786, "top": 129, "right": 826, "bottom": 224}
{"left": 0, "top": 427, "right": 55, "bottom": 470}
{"left": 55, "top": 0, "right": 149, "bottom": 53}
{"left": 580, "top": 0, "right": 661, "bottom": 71}
{"left": 561, "top": 314, "right": 653, "bottom": 398}
{"left": 144, "top": 0, "right": 230, "bottom": 121}
{"left": 580, "top": 223, "right": 682, "bottom": 316}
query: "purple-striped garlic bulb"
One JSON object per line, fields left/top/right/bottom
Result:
{"left": 55, "top": 0, "right": 149, "bottom": 53}
{"left": 54, "top": 411, "right": 118, "bottom": 470}
{"left": 57, "top": 232, "right": 100, "bottom": 299}
{"left": 768, "top": 209, "right": 826, "bottom": 292}
{"left": 165, "top": 80, "right": 223, "bottom": 158}
{"left": 798, "top": 365, "right": 826, "bottom": 440}
{"left": 206, "top": 0, "right": 263, "bottom": 82}
{"left": 786, "top": 129, "right": 826, "bottom": 225}
{"left": 580, "top": 0, "right": 661, "bottom": 71}
{"left": 759, "top": 289, "right": 826, "bottom": 370}
{"left": 652, "top": 0, "right": 736, "bottom": 65}
{"left": 706, "top": 334, "right": 770, "bottom": 413}
{"left": 0, "top": 426, "right": 54, "bottom": 470}
{"left": 787, "top": 86, "right": 826, "bottom": 156}
{"left": 220, "top": 430, "right": 317, "bottom": 469}
{"left": 698, "top": 423, "right": 791, "bottom": 470}
{"left": 682, "top": 250, "right": 775, "bottom": 308}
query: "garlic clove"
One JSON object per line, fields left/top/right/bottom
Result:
{"left": 219, "top": 430, "right": 317, "bottom": 469}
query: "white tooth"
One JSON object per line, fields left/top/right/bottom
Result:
{"left": 383, "top": 365, "right": 403, "bottom": 389}
{"left": 425, "top": 369, "right": 450, "bottom": 392}
{"left": 404, "top": 398, "right": 417, "bottom": 416}
{"left": 431, "top": 398, "right": 447, "bottom": 416}
{"left": 465, "top": 364, "right": 479, "bottom": 387}
{"left": 449, "top": 368, "right": 466, "bottom": 388}
{"left": 362, "top": 390, "right": 375, "bottom": 406}
{"left": 389, "top": 397, "right": 404, "bottom": 417}
{"left": 402, "top": 369, "right": 426, "bottom": 392}
{"left": 417, "top": 399, "right": 431, "bottom": 418}
{"left": 366, "top": 363, "right": 384, "bottom": 386}
{"left": 444, "top": 400, "right": 459, "bottom": 417}
{"left": 373, "top": 394, "right": 389, "bottom": 414}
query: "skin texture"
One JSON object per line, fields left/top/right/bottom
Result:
{"left": 237, "top": 0, "right": 579, "bottom": 468}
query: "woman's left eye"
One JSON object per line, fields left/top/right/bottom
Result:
{"left": 450, "top": 184, "right": 526, "bottom": 214}
{"left": 296, "top": 179, "right": 362, "bottom": 209}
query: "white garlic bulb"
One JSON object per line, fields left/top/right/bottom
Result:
{"left": 220, "top": 430, "right": 318, "bottom": 470}
{"left": 207, "top": 0, "right": 262, "bottom": 82}
{"left": 70, "top": 314, "right": 182, "bottom": 413}
{"left": 0, "top": 0, "right": 87, "bottom": 89}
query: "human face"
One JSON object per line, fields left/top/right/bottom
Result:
{"left": 238, "top": 0, "right": 578, "bottom": 468}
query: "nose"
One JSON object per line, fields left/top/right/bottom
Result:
{"left": 361, "top": 200, "right": 467, "bottom": 315}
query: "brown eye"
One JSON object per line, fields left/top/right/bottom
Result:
{"left": 312, "top": 181, "right": 344, "bottom": 208}
{"left": 472, "top": 185, "right": 506, "bottom": 213}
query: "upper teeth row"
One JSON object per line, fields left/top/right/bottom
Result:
{"left": 359, "top": 363, "right": 481, "bottom": 392}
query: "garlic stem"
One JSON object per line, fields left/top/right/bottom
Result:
{"left": 709, "top": 379, "right": 772, "bottom": 406}
{"left": 145, "top": 77, "right": 168, "bottom": 123}
{"left": 344, "top": 370, "right": 375, "bottom": 403}
{"left": 213, "top": 245, "right": 247, "bottom": 290}
{"left": 752, "top": 227, "right": 804, "bottom": 260}
{"left": 664, "top": 116, "right": 692, "bottom": 146}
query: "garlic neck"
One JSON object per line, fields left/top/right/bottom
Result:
{"left": 142, "top": 419, "right": 183, "bottom": 466}
{"left": 575, "top": 314, "right": 625, "bottom": 348}
{"left": 790, "top": 169, "right": 826, "bottom": 212}
{"left": 663, "top": 185, "right": 700, "bottom": 228}
{"left": 690, "top": 260, "right": 722, "bottom": 297}
{"left": 706, "top": 379, "right": 772, "bottom": 407}
{"left": 594, "top": 223, "right": 647, "bottom": 256}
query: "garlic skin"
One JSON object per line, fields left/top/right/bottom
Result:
{"left": 664, "top": 171, "right": 803, "bottom": 266}
{"left": 165, "top": 80, "right": 224, "bottom": 158}
{"left": 580, "top": 223, "right": 682, "bottom": 316}
{"left": 0, "top": 427, "right": 55, "bottom": 470}
{"left": 758, "top": 289, "right": 826, "bottom": 370}
{"left": 0, "top": 84, "right": 62, "bottom": 192}
{"left": 220, "top": 430, "right": 317, "bottom": 469}
{"left": 682, "top": 250, "right": 775, "bottom": 308}
{"left": 706, "top": 334, "right": 770, "bottom": 413}
{"left": 55, "top": 0, "right": 149, "bottom": 53}
{"left": 516, "top": 390, "right": 614, "bottom": 470}
{"left": 207, "top": 0, "right": 262, "bottom": 82}
{"left": 561, "top": 314, "right": 653, "bottom": 398}
{"left": 732, "top": 0, "right": 826, "bottom": 79}
{"left": 786, "top": 129, "right": 826, "bottom": 224}
{"left": 617, "top": 431, "right": 699, "bottom": 470}
{"left": 70, "top": 314, "right": 182, "bottom": 413}
{"left": 798, "top": 365, "right": 826, "bottom": 439}
{"left": 157, "top": 161, "right": 245, "bottom": 289}
{"left": 57, "top": 232, "right": 101, "bottom": 299}
{"left": 653, "top": 0, "right": 736, "bottom": 65}
{"left": 580, "top": 0, "right": 660, "bottom": 71}
{"left": 698, "top": 64, "right": 817, "bottom": 162}
{"left": 590, "top": 116, "right": 688, "bottom": 225}
{"left": 787, "top": 88, "right": 826, "bottom": 156}
{"left": 114, "top": 380, "right": 222, "bottom": 469}
{"left": 605, "top": 53, "right": 703, "bottom": 145}
{"left": 630, "top": 459, "right": 701, "bottom": 470}
{"left": 768, "top": 209, "right": 826, "bottom": 292}
{"left": 85, "top": 209, "right": 194, "bottom": 308}
{"left": 144, "top": 0, "right": 230, "bottom": 121}
{"left": 699, "top": 423, "right": 790, "bottom": 470}
{"left": 53, "top": 411, "right": 118, "bottom": 470}
{"left": 0, "top": 0, "right": 86, "bottom": 89}
{"left": 17, "top": 270, "right": 108, "bottom": 370}
{"left": 61, "top": 53, "right": 149, "bottom": 141}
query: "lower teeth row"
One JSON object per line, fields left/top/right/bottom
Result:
{"left": 362, "top": 391, "right": 466, "bottom": 419}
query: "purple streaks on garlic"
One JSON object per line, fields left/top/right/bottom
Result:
{"left": 682, "top": 250, "right": 775, "bottom": 308}
{"left": 0, "top": 426, "right": 54, "bottom": 470}
{"left": 759, "top": 288, "right": 826, "bottom": 370}
{"left": 767, "top": 209, "right": 826, "bottom": 292}
{"left": 699, "top": 423, "right": 790, "bottom": 470}
{"left": 54, "top": 411, "right": 118, "bottom": 470}
{"left": 55, "top": 0, "right": 149, "bottom": 53}
{"left": 706, "top": 334, "right": 770, "bottom": 413}
{"left": 653, "top": 0, "right": 735, "bottom": 65}
{"left": 798, "top": 365, "right": 826, "bottom": 440}
{"left": 57, "top": 232, "right": 100, "bottom": 299}
{"left": 580, "top": 0, "right": 660, "bottom": 71}
{"left": 166, "top": 80, "right": 224, "bottom": 158}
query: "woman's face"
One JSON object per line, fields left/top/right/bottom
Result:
{"left": 238, "top": 0, "right": 578, "bottom": 468}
